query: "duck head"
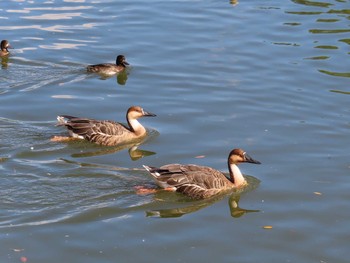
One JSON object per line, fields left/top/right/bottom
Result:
{"left": 116, "top": 55, "right": 129, "bottom": 67}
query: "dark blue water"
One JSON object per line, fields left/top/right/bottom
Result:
{"left": 1, "top": 0, "right": 349, "bottom": 262}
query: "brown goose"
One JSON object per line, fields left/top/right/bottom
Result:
{"left": 0, "top": 40, "right": 12, "bottom": 57}
{"left": 143, "top": 148, "right": 261, "bottom": 199}
{"left": 87, "top": 55, "right": 129, "bottom": 75}
{"left": 54, "top": 106, "right": 156, "bottom": 146}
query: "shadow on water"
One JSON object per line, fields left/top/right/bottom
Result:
{"left": 54, "top": 128, "right": 158, "bottom": 160}
{"left": 71, "top": 144, "right": 156, "bottom": 161}
{"left": 87, "top": 69, "right": 130, "bottom": 85}
{"left": 144, "top": 175, "right": 261, "bottom": 218}
{"left": 145, "top": 193, "right": 260, "bottom": 219}
{"left": 1, "top": 56, "right": 9, "bottom": 70}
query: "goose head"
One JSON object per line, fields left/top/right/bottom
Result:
{"left": 127, "top": 106, "right": 156, "bottom": 120}
{"left": 227, "top": 148, "right": 261, "bottom": 187}
{"left": 228, "top": 148, "right": 261, "bottom": 165}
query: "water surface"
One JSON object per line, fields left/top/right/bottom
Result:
{"left": 1, "top": 0, "right": 350, "bottom": 262}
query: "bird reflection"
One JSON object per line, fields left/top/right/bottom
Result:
{"left": 60, "top": 128, "right": 158, "bottom": 160}
{"left": 145, "top": 192, "right": 260, "bottom": 218}
{"left": 116, "top": 71, "right": 128, "bottom": 85}
{"left": 71, "top": 143, "right": 156, "bottom": 161}
{"left": 228, "top": 194, "right": 260, "bottom": 218}
{"left": 94, "top": 70, "right": 129, "bottom": 85}
{"left": 128, "top": 145, "right": 156, "bottom": 161}
{"left": 1, "top": 56, "right": 9, "bottom": 69}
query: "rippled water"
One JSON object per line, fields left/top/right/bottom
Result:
{"left": 1, "top": 0, "right": 349, "bottom": 262}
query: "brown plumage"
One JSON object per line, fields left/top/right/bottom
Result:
{"left": 143, "top": 149, "right": 261, "bottom": 199}
{"left": 56, "top": 106, "right": 156, "bottom": 146}
{"left": 87, "top": 55, "right": 129, "bottom": 75}
{"left": 0, "top": 40, "right": 12, "bottom": 57}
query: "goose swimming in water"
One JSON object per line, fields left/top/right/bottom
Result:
{"left": 53, "top": 106, "right": 156, "bottom": 146}
{"left": 0, "top": 40, "right": 12, "bottom": 57}
{"left": 87, "top": 55, "right": 129, "bottom": 75}
{"left": 143, "top": 148, "right": 261, "bottom": 199}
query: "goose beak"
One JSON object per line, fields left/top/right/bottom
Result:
{"left": 123, "top": 60, "right": 129, "bottom": 66}
{"left": 244, "top": 153, "right": 261, "bottom": 164}
{"left": 143, "top": 110, "right": 156, "bottom": 117}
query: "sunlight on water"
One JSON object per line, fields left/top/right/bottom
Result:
{"left": 39, "top": 42, "right": 86, "bottom": 49}
{"left": 23, "top": 12, "right": 84, "bottom": 20}
{"left": 1, "top": 23, "right": 98, "bottom": 33}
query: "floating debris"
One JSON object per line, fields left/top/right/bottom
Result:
{"left": 263, "top": 225, "right": 273, "bottom": 229}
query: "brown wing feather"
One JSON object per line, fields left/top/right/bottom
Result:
{"left": 87, "top": 63, "right": 115, "bottom": 73}
{"left": 59, "top": 116, "right": 95, "bottom": 136}
{"left": 176, "top": 184, "right": 222, "bottom": 199}
{"left": 60, "top": 116, "right": 132, "bottom": 146}
{"left": 159, "top": 164, "right": 232, "bottom": 199}
{"left": 86, "top": 121, "right": 131, "bottom": 146}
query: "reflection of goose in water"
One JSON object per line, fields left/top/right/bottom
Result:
{"left": 143, "top": 148, "right": 261, "bottom": 199}
{"left": 52, "top": 106, "right": 157, "bottom": 146}
{"left": 71, "top": 143, "right": 157, "bottom": 161}
{"left": 228, "top": 194, "right": 260, "bottom": 218}
{"left": 145, "top": 190, "right": 260, "bottom": 218}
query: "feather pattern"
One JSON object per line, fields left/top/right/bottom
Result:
{"left": 56, "top": 106, "right": 156, "bottom": 146}
{"left": 143, "top": 149, "right": 261, "bottom": 199}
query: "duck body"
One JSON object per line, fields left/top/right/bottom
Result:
{"left": 0, "top": 40, "right": 12, "bottom": 57}
{"left": 56, "top": 106, "right": 156, "bottom": 146}
{"left": 87, "top": 55, "right": 129, "bottom": 75}
{"left": 143, "top": 149, "right": 261, "bottom": 199}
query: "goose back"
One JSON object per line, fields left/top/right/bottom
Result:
{"left": 145, "top": 164, "right": 233, "bottom": 199}
{"left": 58, "top": 116, "right": 137, "bottom": 146}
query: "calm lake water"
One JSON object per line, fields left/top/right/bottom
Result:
{"left": 1, "top": 0, "right": 350, "bottom": 262}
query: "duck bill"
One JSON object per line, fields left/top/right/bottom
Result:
{"left": 143, "top": 110, "right": 156, "bottom": 117}
{"left": 122, "top": 61, "right": 130, "bottom": 66}
{"left": 245, "top": 154, "right": 261, "bottom": 164}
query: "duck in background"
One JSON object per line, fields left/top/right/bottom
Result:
{"left": 87, "top": 55, "right": 129, "bottom": 75}
{"left": 0, "top": 40, "right": 12, "bottom": 57}
{"left": 52, "top": 106, "right": 156, "bottom": 146}
{"left": 143, "top": 148, "right": 261, "bottom": 199}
